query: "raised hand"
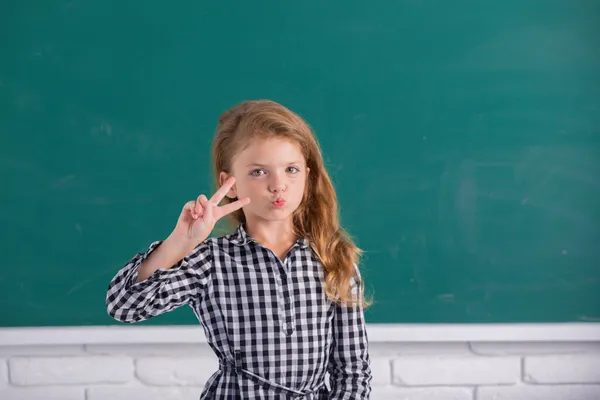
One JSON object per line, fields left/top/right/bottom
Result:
{"left": 172, "top": 176, "right": 250, "bottom": 244}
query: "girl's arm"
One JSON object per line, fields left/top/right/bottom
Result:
{"left": 106, "top": 177, "right": 248, "bottom": 324}
{"left": 106, "top": 239, "right": 213, "bottom": 323}
{"left": 133, "top": 233, "right": 197, "bottom": 282}
{"left": 327, "top": 266, "right": 372, "bottom": 399}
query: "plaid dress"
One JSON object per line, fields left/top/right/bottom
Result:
{"left": 106, "top": 224, "right": 372, "bottom": 399}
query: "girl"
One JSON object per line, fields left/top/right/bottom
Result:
{"left": 106, "top": 100, "right": 372, "bottom": 399}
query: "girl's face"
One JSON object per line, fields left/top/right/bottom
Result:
{"left": 220, "top": 137, "right": 309, "bottom": 223}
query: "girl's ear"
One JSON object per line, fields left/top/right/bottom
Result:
{"left": 219, "top": 171, "right": 238, "bottom": 199}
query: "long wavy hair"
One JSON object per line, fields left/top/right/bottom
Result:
{"left": 211, "top": 100, "right": 369, "bottom": 307}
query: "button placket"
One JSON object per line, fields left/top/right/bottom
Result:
{"left": 275, "top": 255, "right": 295, "bottom": 335}
{"left": 281, "top": 269, "right": 295, "bottom": 335}
{"left": 263, "top": 246, "right": 296, "bottom": 336}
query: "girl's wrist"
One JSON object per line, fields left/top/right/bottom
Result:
{"left": 164, "top": 233, "right": 199, "bottom": 258}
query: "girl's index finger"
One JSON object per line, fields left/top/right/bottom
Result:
{"left": 210, "top": 176, "right": 236, "bottom": 204}
{"left": 216, "top": 197, "right": 250, "bottom": 219}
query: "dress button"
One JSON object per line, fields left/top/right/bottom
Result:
{"left": 284, "top": 322, "right": 294, "bottom": 335}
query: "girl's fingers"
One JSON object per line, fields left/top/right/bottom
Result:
{"left": 201, "top": 195, "right": 214, "bottom": 221}
{"left": 195, "top": 195, "right": 204, "bottom": 215}
{"left": 189, "top": 192, "right": 241, "bottom": 222}
{"left": 184, "top": 201, "right": 198, "bottom": 220}
{"left": 216, "top": 197, "right": 250, "bottom": 219}
{"left": 189, "top": 197, "right": 202, "bottom": 219}
{"left": 210, "top": 176, "right": 236, "bottom": 205}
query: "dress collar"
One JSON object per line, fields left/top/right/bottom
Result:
{"left": 228, "top": 223, "right": 309, "bottom": 249}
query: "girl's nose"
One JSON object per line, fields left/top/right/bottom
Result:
{"left": 269, "top": 183, "right": 286, "bottom": 193}
{"left": 269, "top": 175, "right": 287, "bottom": 193}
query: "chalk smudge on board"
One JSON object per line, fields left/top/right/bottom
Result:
{"left": 52, "top": 174, "right": 76, "bottom": 188}
{"left": 577, "top": 315, "right": 600, "bottom": 322}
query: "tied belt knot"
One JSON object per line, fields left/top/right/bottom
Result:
{"left": 219, "top": 351, "right": 325, "bottom": 399}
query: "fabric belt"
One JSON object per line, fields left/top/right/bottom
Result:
{"left": 219, "top": 351, "right": 325, "bottom": 399}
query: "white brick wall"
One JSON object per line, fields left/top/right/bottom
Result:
{"left": 0, "top": 328, "right": 599, "bottom": 400}
{"left": 524, "top": 354, "right": 600, "bottom": 384}
{"left": 0, "top": 342, "right": 598, "bottom": 399}
{"left": 9, "top": 356, "right": 134, "bottom": 385}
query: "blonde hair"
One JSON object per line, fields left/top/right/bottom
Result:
{"left": 211, "top": 100, "right": 369, "bottom": 307}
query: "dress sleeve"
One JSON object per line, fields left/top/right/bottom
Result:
{"left": 327, "top": 265, "right": 372, "bottom": 399}
{"left": 106, "top": 240, "right": 213, "bottom": 323}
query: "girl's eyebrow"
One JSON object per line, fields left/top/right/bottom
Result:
{"left": 245, "top": 161, "right": 303, "bottom": 168}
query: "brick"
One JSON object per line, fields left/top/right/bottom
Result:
{"left": 0, "top": 387, "right": 84, "bottom": 400}
{"left": 393, "top": 356, "right": 520, "bottom": 385}
{"left": 87, "top": 386, "right": 201, "bottom": 400}
{"left": 524, "top": 354, "right": 600, "bottom": 383}
{"left": 86, "top": 343, "right": 217, "bottom": 357}
{"left": 477, "top": 384, "right": 600, "bottom": 400}
{"left": 370, "top": 342, "right": 471, "bottom": 357}
{"left": 0, "top": 358, "right": 7, "bottom": 387}
{"left": 0, "top": 345, "right": 86, "bottom": 356}
{"left": 372, "top": 385, "right": 473, "bottom": 400}
{"left": 9, "top": 356, "right": 133, "bottom": 385}
{"left": 135, "top": 357, "right": 218, "bottom": 386}
{"left": 370, "top": 357, "right": 392, "bottom": 386}
{"left": 470, "top": 342, "right": 600, "bottom": 356}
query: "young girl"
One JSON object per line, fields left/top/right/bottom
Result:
{"left": 106, "top": 100, "right": 372, "bottom": 399}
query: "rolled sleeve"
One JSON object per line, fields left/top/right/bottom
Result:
{"left": 106, "top": 240, "right": 213, "bottom": 323}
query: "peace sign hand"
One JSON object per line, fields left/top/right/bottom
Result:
{"left": 172, "top": 177, "right": 251, "bottom": 246}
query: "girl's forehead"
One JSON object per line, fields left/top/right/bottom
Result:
{"left": 239, "top": 137, "right": 303, "bottom": 157}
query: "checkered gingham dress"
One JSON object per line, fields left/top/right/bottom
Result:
{"left": 106, "top": 223, "right": 372, "bottom": 399}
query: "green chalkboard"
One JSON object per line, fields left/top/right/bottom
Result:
{"left": 1, "top": 1, "right": 599, "bottom": 327}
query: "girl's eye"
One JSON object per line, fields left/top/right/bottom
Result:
{"left": 287, "top": 166, "right": 299, "bottom": 173}
{"left": 250, "top": 169, "right": 265, "bottom": 176}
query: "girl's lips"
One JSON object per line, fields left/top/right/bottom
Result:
{"left": 272, "top": 198, "right": 286, "bottom": 207}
